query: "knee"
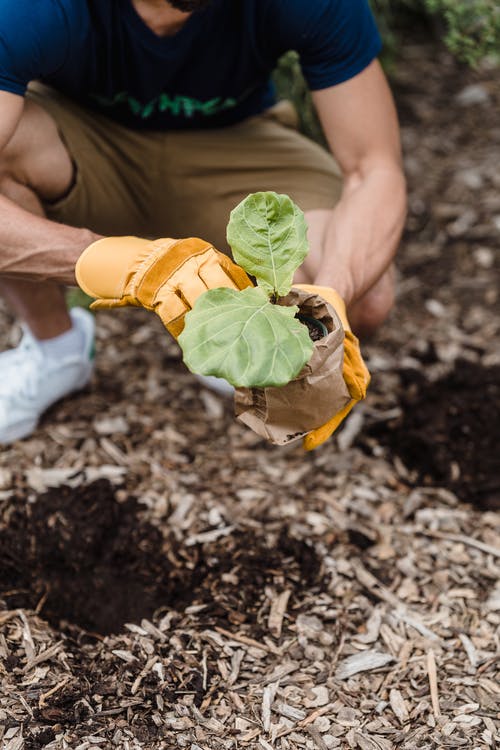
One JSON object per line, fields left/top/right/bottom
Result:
{"left": 348, "top": 267, "right": 395, "bottom": 338}
{"left": 0, "top": 137, "right": 14, "bottom": 182}
{"left": 0, "top": 134, "right": 32, "bottom": 203}
{"left": 0, "top": 110, "right": 29, "bottom": 188}
{"left": 0, "top": 154, "right": 21, "bottom": 202}
{"left": 0, "top": 99, "right": 73, "bottom": 204}
{"left": 0, "top": 106, "right": 45, "bottom": 209}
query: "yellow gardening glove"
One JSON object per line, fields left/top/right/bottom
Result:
{"left": 294, "top": 284, "right": 371, "bottom": 451}
{"left": 75, "top": 236, "right": 252, "bottom": 338}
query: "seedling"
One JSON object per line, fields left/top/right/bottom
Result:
{"left": 178, "top": 192, "right": 319, "bottom": 388}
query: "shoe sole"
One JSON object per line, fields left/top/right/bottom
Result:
{"left": 0, "top": 370, "right": 93, "bottom": 446}
{"left": 0, "top": 417, "right": 39, "bottom": 445}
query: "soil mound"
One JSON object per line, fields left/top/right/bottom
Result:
{"left": 0, "top": 479, "right": 323, "bottom": 635}
{"left": 369, "top": 361, "right": 500, "bottom": 509}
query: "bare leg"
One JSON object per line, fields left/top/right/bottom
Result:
{"left": 0, "top": 100, "right": 76, "bottom": 339}
{"left": 0, "top": 278, "right": 70, "bottom": 339}
{"left": 300, "top": 208, "right": 395, "bottom": 337}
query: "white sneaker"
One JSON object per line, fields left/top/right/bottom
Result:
{"left": 195, "top": 374, "right": 235, "bottom": 397}
{"left": 0, "top": 308, "right": 95, "bottom": 444}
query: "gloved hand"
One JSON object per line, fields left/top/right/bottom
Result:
{"left": 75, "top": 236, "right": 252, "bottom": 338}
{"left": 294, "top": 284, "right": 370, "bottom": 451}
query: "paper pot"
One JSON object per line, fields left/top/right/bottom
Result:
{"left": 234, "top": 288, "right": 351, "bottom": 445}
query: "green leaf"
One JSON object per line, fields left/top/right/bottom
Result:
{"left": 178, "top": 287, "right": 314, "bottom": 388}
{"left": 226, "top": 192, "right": 309, "bottom": 297}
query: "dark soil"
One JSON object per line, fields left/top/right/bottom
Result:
{"left": 1, "top": 37, "right": 500, "bottom": 750}
{"left": 0, "top": 479, "right": 324, "bottom": 635}
{"left": 297, "top": 315, "right": 327, "bottom": 342}
{"left": 367, "top": 361, "right": 500, "bottom": 510}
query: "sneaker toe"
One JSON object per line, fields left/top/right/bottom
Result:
{"left": 195, "top": 374, "right": 235, "bottom": 397}
{"left": 0, "top": 397, "right": 38, "bottom": 444}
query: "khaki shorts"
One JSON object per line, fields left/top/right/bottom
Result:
{"left": 28, "top": 84, "right": 342, "bottom": 252}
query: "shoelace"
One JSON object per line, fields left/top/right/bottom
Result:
{"left": 0, "top": 335, "right": 44, "bottom": 400}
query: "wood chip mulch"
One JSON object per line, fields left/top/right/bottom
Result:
{"left": 1, "top": 39, "right": 499, "bottom": 750}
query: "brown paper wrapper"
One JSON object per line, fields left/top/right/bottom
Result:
{"left": 235, "top": 288, "right": 351, "bottom": 445}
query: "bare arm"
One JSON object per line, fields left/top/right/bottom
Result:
{"left": 0, "top": 91, "right": 99, "bottom": 285}
{"left": 309, "top": 60, "right": 407, "bottom": 303}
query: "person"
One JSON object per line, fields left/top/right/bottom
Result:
{"left": 0, "top": 0, "right": 406, "bottom": 445}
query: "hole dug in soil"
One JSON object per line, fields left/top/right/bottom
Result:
{"left": 368, "top": 361, "right": 500, "bottom": 510}
{"left": 0, "top": 479, "right": 323, "bottom": 636}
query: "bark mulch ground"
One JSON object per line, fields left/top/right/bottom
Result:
{"left": 1, "top": 39, "right": 499, "bottom": 750}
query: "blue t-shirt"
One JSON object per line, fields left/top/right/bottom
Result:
{"left": 0, "top": 0, "right": 381, "bottom": 130}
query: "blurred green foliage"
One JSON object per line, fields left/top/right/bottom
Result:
{"left": 273, "top": 53, "right": 326, "bottom": 146}
{"left": 273, "top": 1, "right": 499, "bottom": 142}
{"left": 371, "top": 0, "right": 500, "bottom": 67}
{"left": 66, "top": 287, "right": 92, "bottom": 310}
